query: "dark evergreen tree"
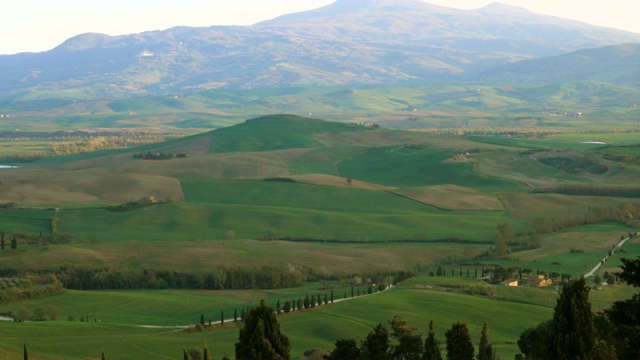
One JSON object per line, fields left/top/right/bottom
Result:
{"left": 283, "top": 300, "right": 291, "bottom": 313}
{"left": 423, "top": 320, "right": 443, "bottom": 360}
{"left": 317, "top": 293, "right": 321, "bottom": 306}
{"left": 234, "top": 308, "right": 238, "bottom": 322}
{"left": 477, "top": 322, "right": 495, "bottom": 360}
{"left": 351, "top": 286, "right": 354, "bottom": 298}
{"left": 203, "top": 340, "right": 211, "bottom": 360}
{"left": 200, "top": 314, "right": 205, "bottom": 326}
{"left": 276, "top": 299, "right": 281, "bottom": 314}
{"left": 324, "top": 294, "right": 328, "bottom": 305}
{"left": 221, "top": 310, "right": 224, "bottom": 325}
{"left": 297, "top": 298, "right": 303, "bottom": 311}
{"left": 304, "top": 295, "right": 310, "bottom": 309}
{"left": 183, "top": 347, "right": 189, "bottom": 360}
{"left": 24, "top": 343, "right": 28, "bottom": 360}
{"left": 367, "top": 285, "right": 373, "bottom": 294}
{"left": 359, "top": 323, "right": 391, "bottom": 360}
{"left": 389, "top": 315, "right": 423, "bottom": 360}
{"left": 445, "top": 321, "right": 474, "bottom": 360}
{"left": 517, "top": 320, "right": 551, "bottom": 360}
{"left": 604, "top": 257, "right": 640, "bottom": 360}
{"left": 325, "top": 338, "right": 360, "bottom": 360}
{"left": 101, "top": 348, "right": 107, "bottom": 360}
{"left": 545, "top": 277, "right": 595, "bottom": 360}
{"left": 235, "top": 299, "right": 290, "bottom": 360}
{"left": 331, "top": 289, "right": 334, "bottom": 303}
{"left": 11, "top": 236, "right": 17, "bottom": 250}
{"left": 310, "top": 295, "right": 316, "bottom": 308}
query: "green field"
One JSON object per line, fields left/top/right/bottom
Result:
{"left": 0, "top": 276, "right": 557, "bottom": 359}
{"left": 1, "top": 113, "right": 640, "bottom": 359}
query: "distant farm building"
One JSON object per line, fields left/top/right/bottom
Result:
{"left": 500, "top": 279, "right": 519, "bottom": 287}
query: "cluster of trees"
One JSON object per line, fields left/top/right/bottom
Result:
{"left": 531, "top": 203, "right": 640, "bottom": 234}
{"left": 1, "top": 230, "right": 72, "bottom": 248}
{"left": 0, "top": 275, "right": 63, "bottom": 304}
{"left": 534, "top": 185, "right": 640, "bottom": 199}
{"left": 132, "top": 151, "right": 182, "bottom": 160}
{"left": 0, "top": 232, "right": 18, "bottom": 251}
{"left": 105, "top": 197, "right": 171, "bottom": 212}
{"left": 50, "top": 132, "right": 180, "bottom": 156}
{"left": 324, "top": 316, "right": 495, "bottom": 360}
{"left": 13, "top": 305, "right": 60, "bottom": 322}
{"left": 39, "top": 264, "right": 311, "bottom": 290}
{"left": 602, "top": 153, "right": 640, "bottom": 165}
{"left": 517, "top": 257, "right": 640, "bottom": 360}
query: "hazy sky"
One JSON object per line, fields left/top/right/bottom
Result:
{"left": 1, "top": 0, "right": 639, "bottom": 55}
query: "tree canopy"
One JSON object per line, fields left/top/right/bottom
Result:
{"left": 235, "top": 299, "right": 290, "bottom": 360}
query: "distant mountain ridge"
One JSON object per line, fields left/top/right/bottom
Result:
{"left": 0, "top": 0, "right": 639, "bottom": 98}
{"left": 482, "top": 43, "right": 640, "bottom": 85}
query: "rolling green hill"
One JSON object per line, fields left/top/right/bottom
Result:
{"left": 1, "top": 113, "right": 640, "bottom": 359}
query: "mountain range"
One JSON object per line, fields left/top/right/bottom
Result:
{"left": 1, "top": 0, "right": 639, "bottom": 98}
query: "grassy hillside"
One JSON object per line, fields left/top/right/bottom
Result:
{"left": 1, "top": 113, "right": 640, "bottom": 359}
{"left": 208, "top": 115, "right": 363, "bottom": 153}
{"left": 0, "top": 274, "right": 558, "bottom": 359}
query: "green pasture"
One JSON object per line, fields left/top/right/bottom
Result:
{"left": 0, "top": 284, "right": 353, "bottom": 327}
{"left": 339, "top": 146, "right": 524, "bottom": 190}
{"left": 501, "top": 193, "right": 640, "bottom": 220}
{"left": 288, "top": 146, "right": 367, "bottom": 175}
{"left": 181, "top": 179, "right": 441, "bottom": 214}
{"left": 469, "top": 132, "right": 640, "bottom": 151}
{"left": 209, "top": 115, "right": 362, "bottom": 153}
{"left": 0, "top": 193, "right": 512, "bottom": 242}
{"left": 0, "top": 286, "right": 553, "bottom": 360}
{"left": 0, "top": 236, "right": 492, "bottom": 278}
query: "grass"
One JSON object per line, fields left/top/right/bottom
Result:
{"left": 0, "top": 282, "right": 554, "bottom": 359}
{"left": 208, "top": 115, "right": 363, "bottom": 153}
{"left": 339, "top": 146, "right": 525, "bottom": 190}
{"left": 0, "top": 236, "right": 492, "bottom": 279}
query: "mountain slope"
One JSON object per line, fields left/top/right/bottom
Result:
{"left": 482, "top": 43, "right": 640, "bottom": 84}
{"left": 0, "top": 0, "right": 639, "bottom": 98}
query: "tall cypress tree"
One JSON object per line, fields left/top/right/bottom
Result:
{"left": 545, "top": 277, "right": 595, "bottom": 360}
{"left": 24, "top": 343, "right": 28, "bottom": 360}
{"left": 11, "top": 237, "right": 17, "bottom": 250}
{"left": 423, "top": 320, "right": 443, "bottom": 360}
{"left": 331, "top": 289, "right": 334, "bottom": 303}
{"left": 276, "top": 299, "right": 281, "bottom": 314}
{"left": 183, "top": 347, "right": 189, "bottom": 360}
{"left": 221, "top": 310, "right": 224, "bottom": 325}
{"left": 235, "top": 299, "right": 290, "bottom": 360}
{"left": 360, "top": 323, "right": 391, "bottom": 360}
{"left": 477, "top": 322, "right": 495, "bottom": 360}
{"left": 203, "top": 339, "right": 212, "bottom": 360}
{"left": 445, "top": 321, "right": 474, "bottom": 360}
{"left": 234, "top": 308, "right": 238, "bottom": 322}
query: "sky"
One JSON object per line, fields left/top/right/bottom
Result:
{"left": 1, "top": 0, "right": 639, "bottom": 55}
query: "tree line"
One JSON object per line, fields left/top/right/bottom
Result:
{"left": 530, "top": 202, "right": 640, "bottom": 234}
